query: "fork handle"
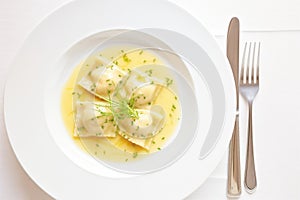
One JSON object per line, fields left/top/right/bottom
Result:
{"left": 227, "top": 116, "right": 241, "bottom": 197}
{"left": 244, "top": 103, "right": 257, "bottom": 192}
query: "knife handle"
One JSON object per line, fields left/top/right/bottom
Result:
{"left": 227, "top": 116, "right": 241, "bottom": 197}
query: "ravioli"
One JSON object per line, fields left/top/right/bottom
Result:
{"left": 116, "top": 106, "right": 166, "bottom": 139}
{"left": 131, "top": 85, "right": 162, "bottom": 108}
{"left": 113, "top": 106, "right": 165, "bottom": 150}
{"left": 117, "top": 131, "right": 153, "bottom": 150}
{"left": 75, "top": 101, "right": 117, "bottom": 137}
{"left": 112, "top": 69, "right": 162, "bottom": 109}
{"left": 79, "top": 56, "right": 125, "bottom": 100}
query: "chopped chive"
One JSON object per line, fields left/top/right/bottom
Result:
{"left": 165, "top": 77, "right": 173, "bottom": 87}
{"left": 77, "top": 127, "right": 84, "bottom": 131}
{"left": 123, "top": 54, "right": 131, "bottom": 63}
{"left": 145, "top": 69, "right": 153, "bottom": 76}
{"left": 90, "top": 83, "right": 96, "bottom": 91}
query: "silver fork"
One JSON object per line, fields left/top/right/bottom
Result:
{"left": 240, "top": 42, "right": 260, "bottom": 193}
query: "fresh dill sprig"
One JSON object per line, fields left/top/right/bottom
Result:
{"left": 96, "top": 95, "right": 139, "bottom": 120}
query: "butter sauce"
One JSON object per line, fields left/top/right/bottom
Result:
{"left": 61, "top": 46, "right": 181, "bottom": 162}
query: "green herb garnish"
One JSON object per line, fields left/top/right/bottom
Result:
{"left": 90, "top": 83, "right": 96, "bottom": 92}
{"left": 122, "top": 54, "right": 131, "bottom": 63}
{"left": 96, "top": 95, "right": 139, "bottom": 121}
{"left": 165, "top": 77, "right": 173, "bottom": 87}
{"left": 145, "top": 69, "right": 153, "bottom": 76}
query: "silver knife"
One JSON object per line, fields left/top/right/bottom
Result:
{"left": 226, "top": 17, "right": 241, "bottom": 197}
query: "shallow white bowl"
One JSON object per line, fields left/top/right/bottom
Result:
{"left": 4, "top": 0, "right": 236, "bottom": 199}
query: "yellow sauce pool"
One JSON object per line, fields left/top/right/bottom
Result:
{"left": 61, "top": 46, "right": 181, "bottom": 162}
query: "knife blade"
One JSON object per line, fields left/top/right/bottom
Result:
{"left": 226, "top": 17, "right": 241, "bottom": 197}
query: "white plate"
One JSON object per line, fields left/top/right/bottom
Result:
{"left": 4, "top": 0, "right": 236, "bottom": 199}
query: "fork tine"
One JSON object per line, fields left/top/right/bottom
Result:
{"left": 246, "top": 42, "right": 252, "bottom": 83}
{"left": 240, "top": 42, "right": 248, "bottom": 83}
{"left": 256, "top": 42, "right": 261, "bottom": 84}
{"left": 251, "top": 43, "right": 256, "bottom": 83}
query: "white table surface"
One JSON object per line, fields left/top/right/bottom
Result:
{"left": 1, "top": 0, "right": 300, "bottom": 199}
